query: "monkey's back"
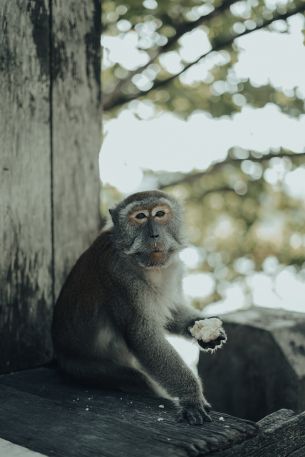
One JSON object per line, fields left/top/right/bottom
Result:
{"left": 52, "top": 229, "right": 122, "bottom": 361}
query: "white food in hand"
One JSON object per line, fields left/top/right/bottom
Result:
{"left": 189, "top": 318, "right": 227, "bottom": 353}
{"left": 190, "top": 318, "right": 224, "bottom": 342}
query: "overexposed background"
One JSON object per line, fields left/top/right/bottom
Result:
{"left": 100, "top": 1, "right": 305, "bottom": 323}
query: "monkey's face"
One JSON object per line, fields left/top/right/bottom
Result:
{"left": 110, "top": 192, "right": 185, "bottom": 269}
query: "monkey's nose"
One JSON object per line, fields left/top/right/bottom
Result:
{"left": 150, "top": 234, "right": 159, "bottom": 238}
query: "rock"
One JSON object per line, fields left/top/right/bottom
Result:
{"left": 198, "top": 307, "right": 305, "bottom": 421}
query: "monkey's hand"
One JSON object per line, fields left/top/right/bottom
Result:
{"left": 189, "top": 317, "right": 227, "bottom": 353}
{"left": 178, "top": 400, "right": 212, "bottom": 425}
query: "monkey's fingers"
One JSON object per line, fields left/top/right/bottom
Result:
{"left": 177, "top": 405, "right": 212, "bottom": 425}
{"left": 198, "top": 330, "right": 227, "bottom": 353}
{"left": 203, "top": 398, "right": 212, "bottom": 412}
{"left": 206, "top": 315, "right": 223, "bottom": 323}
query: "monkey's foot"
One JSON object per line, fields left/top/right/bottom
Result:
{"left": 189, "top": 317, "right": 227, "bottom": 353}
{"left": 177, "top": 404, "right": 212, "bottom": 425}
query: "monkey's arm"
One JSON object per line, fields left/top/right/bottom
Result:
{"left": 166, "top": 307, "right": 227, "bottom": 352}
{"left": 165, "top": 305, "right": 203, "bottom": 338}
{"left": 125, "top": 314, "right": 211, "bottom": 424}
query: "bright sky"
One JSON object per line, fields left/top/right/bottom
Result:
{"left": 100, "top": 13, "right": 305, "bottom": 315}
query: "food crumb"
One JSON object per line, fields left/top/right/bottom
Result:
{"left": 219, "top": 416, "right": 225, "bottom": 421}
{"left": 158, "top": 404, "right": 165, "bottom": 409}
{"left": 157, "top": 417, "right": 164, "bottom": 421}
{"left": 85, "top": 407, "right": 89, "bottom": 411}
{"left": 190, "top": 318, "right": 225, "bottom": 342}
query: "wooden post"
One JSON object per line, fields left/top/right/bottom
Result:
{"left": 52, "top": 0, "right": 102, "bottom": 298}
{"left": 0, "top": 1, "right": 53, "bottom": 373}
{"left": 0, "top": 0, "right": 101, "bottom": 374}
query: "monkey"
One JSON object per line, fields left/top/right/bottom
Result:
{"left": 52, "top": 190, "right": 224, "bottom": 425}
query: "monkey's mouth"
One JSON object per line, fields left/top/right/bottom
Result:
{"left": 151, "top": 246, "right": 163, "bottom": 253}
{"left": 150, "top": 241, "right": 168, "bottom": 258}
{"left": 135, "top": 248, "right": 172, "bottom": 268}
{"left": 149, "top": 250, "right": 165, "bottom": 262}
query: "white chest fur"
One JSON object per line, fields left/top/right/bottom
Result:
{"left": 143, "top": 255, "right": 184, "bottom": 326}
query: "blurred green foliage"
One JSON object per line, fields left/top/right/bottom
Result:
{"left": 162, "top": 149, "right": 305, "bottom": 307}
{"left": 103, "top": 0, "right": 305, "bottom": 118}
{"left": 102, "top": 0, "right": 305, "bottom": 308}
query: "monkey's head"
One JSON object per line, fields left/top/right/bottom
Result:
{"left": 109, "top": 190, "right": 185, "bottom": 269}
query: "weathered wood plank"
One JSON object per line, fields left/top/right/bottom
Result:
{"left": 1, "top": 368, "right": 305, "bottom": 456}
{"left": 0, "top": 0, "right": 102, "bottom": 372}
{"left": 51, "top": 0, "right": 102, "bottom": 298}
{"left": 212, "top": 409, "right": 305, "bottom": 457}
{"left": 257, "top": 408, "right": 296, "bottom": 431}
{"left": 0, "top": 385, "right": 182, "bottom": 457}
{"left": 0, "top": 368, "right": 259, "bottom": 457}
{"left": 0, "top": 0, "right": 53, "bottom": 373}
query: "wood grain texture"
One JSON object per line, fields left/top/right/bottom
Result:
{"left": 0, "top": 0, "right": 101, "bottom": 372}
{"left": 0, "top": 367, "right": 259, "bottom": 457}
{"left": 212, "top": 409, "right": 305, "bottom": 457}
{"left": 51, "top": 0, "right": 102, "bottom": 298}
{"left": 0, "top": 0, "right": 53, "bottom": 373}
{"left": 1, "top": 368, "right": 305, "bottom": 456}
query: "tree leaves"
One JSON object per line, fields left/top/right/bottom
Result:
{"left": 103, "top": 0, "right": 305, "bottom": 117}
{"left": 102, "top": 1, "right": 305, "bottom": 308}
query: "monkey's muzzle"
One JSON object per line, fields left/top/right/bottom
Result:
{"left": 135, "top": 246, "right": 171, "bottom": 268}
{"left": 149, "top": 250, "right": 165, "bottom": 262}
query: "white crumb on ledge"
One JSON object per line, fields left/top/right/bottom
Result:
{"left": 189, "top": 318, "right": 223, "bottom": 342}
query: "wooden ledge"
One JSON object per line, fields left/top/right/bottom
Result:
{"left": 0, "top": 367, "right": 303, "bottom": 457}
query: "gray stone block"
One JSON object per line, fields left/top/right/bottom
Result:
{"left": 198, "top": 307, "right": 305, "bottom": 420}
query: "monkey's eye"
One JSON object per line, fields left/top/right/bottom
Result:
{"left": 135, "top": 212, "right": 147, "bottom": 220}
{"left": 155, "top": 210, "right": 165, "bottom": 218}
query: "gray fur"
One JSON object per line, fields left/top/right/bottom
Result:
{"left": 52, "top": 190, "right": 212, "bottom": 425}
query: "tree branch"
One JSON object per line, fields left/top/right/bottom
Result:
{"left": 198, "top": 186, "right": 236, "bottom": 199}
{"left": 159, "top": 150, "right": 305, "bottom": 189}
{"left": 103, "top": 0, "right": 239, "bottom": 108}
{"left": 104, "top": 4, "right": 305, "bottom": 112}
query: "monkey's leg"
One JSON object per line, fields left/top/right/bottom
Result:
{"left": 126, "top": 319, "right": 212, "bottom": 425}
{"left": 112, "top": 366, "right": 159, "bottom": 396}
{"left": 57, "top": 355, "right": 155, "bottom": 395}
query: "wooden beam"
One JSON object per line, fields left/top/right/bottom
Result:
{"left": 0, "top": 0, "right": 101, "bottom": 372}
{"left": 1, "top": 367, "right": 305, "bottom": 456}
{"left": 0, "top": 367, "right": 258, "bottom": 457}
{"left": 51, "top": 0, "right": 102, "bottom": 299}
{"left": 212, "top": 409, "right": 305, "bottom": 457}
{"left": 0, "top": 0, "right": 53, "bottom": 373}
